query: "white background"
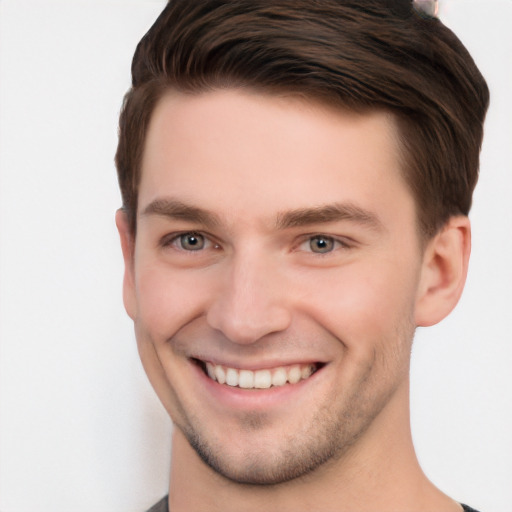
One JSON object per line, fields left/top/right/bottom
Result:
{"left": 0, "top": 1, "right": 510, "bottom": 511}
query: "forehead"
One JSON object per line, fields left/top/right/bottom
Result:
{"left": 138, "top": 89, "right": 415, "bottom": 230}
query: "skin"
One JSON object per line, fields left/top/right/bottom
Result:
{"left": 117, "top": 89, "right": 470, "bottom": 511}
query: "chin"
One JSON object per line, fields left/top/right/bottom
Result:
{"left": 176, "top": 407, "right": 359, "bottom": 486}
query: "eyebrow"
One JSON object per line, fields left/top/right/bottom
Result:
{"left": 141, "top": 198, "right": 221, "bottom": 229}
{"left": 275, "top": 203, "right": 383, "bottom": 231}
{"left": 141, "top": 198, "right": 383, "bottom": 232}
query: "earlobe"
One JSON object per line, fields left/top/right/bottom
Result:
{"left": 115, "top": 209, "right": 137, "bottom": 320}
{"left": 414, "top": 216, "right": 471, "bottom": 327}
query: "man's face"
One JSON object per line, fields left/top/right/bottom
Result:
{"left": 120, "top": 90, "right": 426, "bottom": 484}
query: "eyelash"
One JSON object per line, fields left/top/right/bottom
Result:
{"left": 296, "top": 234, "right": 353, "bottom": 255}
{"left": 160, "top": 231, "right": 353, "bottom": 255}
{"left": 160, "top": 231, "right": 219, "bottom": 252}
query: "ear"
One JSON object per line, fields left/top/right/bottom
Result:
{"left": 415, "top": 216, "right": 471, "bottom": 327}
{"left": 115, "top": 209, "right": 137, "bottom": 320}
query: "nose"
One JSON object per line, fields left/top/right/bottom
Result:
{"left": 206, "top": 250, "right": 292, "bottom": 344}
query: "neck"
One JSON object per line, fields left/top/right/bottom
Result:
{"left": 167, "top": 382, "right": 460, "bottom": 512}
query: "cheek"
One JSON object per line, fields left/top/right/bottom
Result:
{"left": 135, "top": 319, "right": 188, "bottom": 421}
{"left": 295, "top": 259, "right": 419, "bottom": 346}
{"left": 134, "top": 264, "right": 215, "bottom": 340}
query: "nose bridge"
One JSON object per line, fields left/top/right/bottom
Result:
{"left": 206, "top": 246, "right": 291, "bottom": 344}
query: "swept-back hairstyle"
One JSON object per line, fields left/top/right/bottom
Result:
{"left": 115, "top": 0, "right": 489, "bottom": 237}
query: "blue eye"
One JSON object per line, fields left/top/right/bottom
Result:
{"left": 178, "top": 233, "right": 205, "bottom": 251}
{"left": 309, "top": 236, "right": 335, "bottom": 253}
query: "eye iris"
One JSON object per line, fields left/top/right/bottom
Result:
{"left": 180, "top": 233, "right": 204, "bottom": 251}
{"left": 310, "top": 236, "right": 334, "bottom": 253}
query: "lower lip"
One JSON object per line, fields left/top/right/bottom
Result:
{"left": 190, "top": 361, "right": 325, "bottom": 412}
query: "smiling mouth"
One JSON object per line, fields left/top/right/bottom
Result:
{"left": 194, "top": 360, "right": 323, "bottom": 390}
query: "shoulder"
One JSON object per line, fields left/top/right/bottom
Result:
{"left": 461, "top": 504, "right": 482, "bottom": 512}
{"left": 145, "top": 496, "right": 168, "bottom": 512}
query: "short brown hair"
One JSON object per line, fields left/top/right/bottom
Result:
{"left": 115, "top": 0, "right": 489, "bottom": 237}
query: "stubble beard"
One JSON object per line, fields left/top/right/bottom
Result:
{"left": 180, "top": 402, "right": 347, "bottom": 486}
{"left": 177, "top": 357, "right": 410, "bottom": 486}
{"left": 169, "top": 315, "right": 415, "bottom": 487}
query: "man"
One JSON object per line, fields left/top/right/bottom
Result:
{"left": 114, "top": 1, "right": 489, "bottom": 510}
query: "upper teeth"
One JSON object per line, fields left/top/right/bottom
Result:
{"left": 204, "top": 362, "right": 316, "bottom": 389}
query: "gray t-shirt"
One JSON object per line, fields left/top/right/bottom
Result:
{"left": 145, "top": 495, "right": 481, "bottom": 512}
